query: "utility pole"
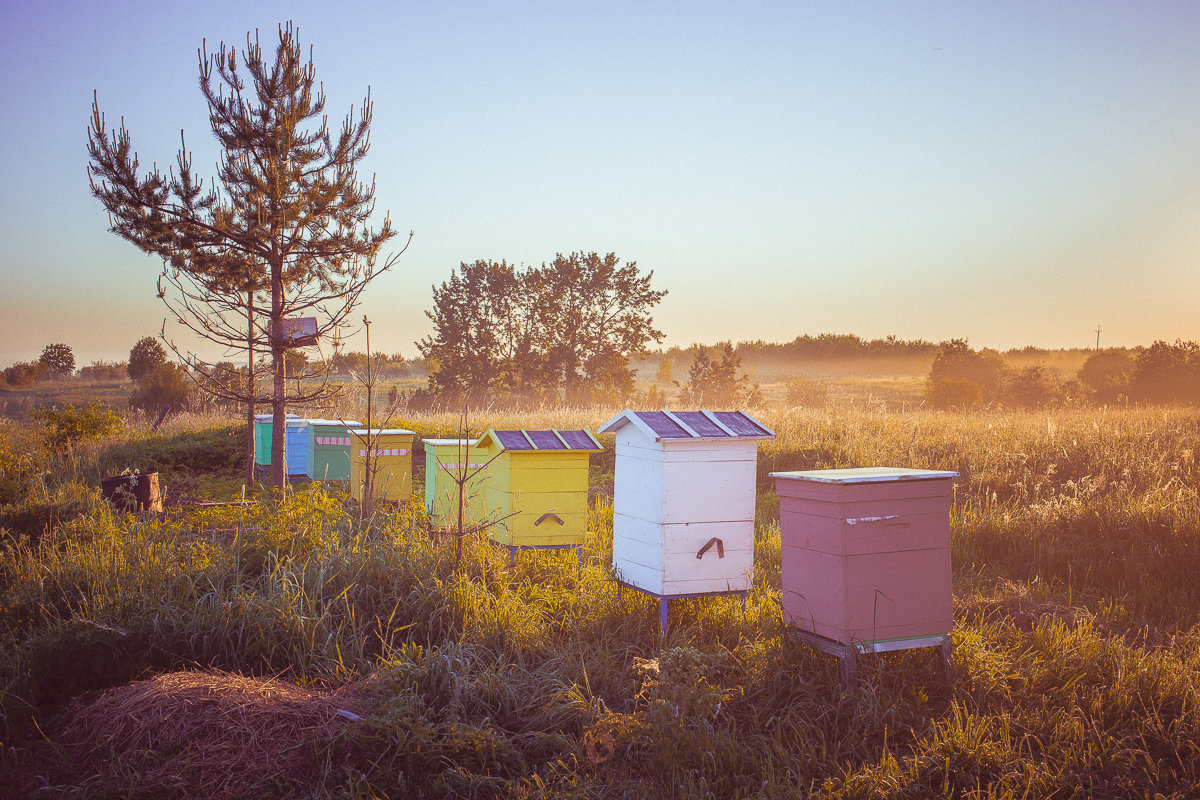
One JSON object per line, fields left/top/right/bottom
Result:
{"left": 1095, "top": 325, "right": 1102, "bottom": 351}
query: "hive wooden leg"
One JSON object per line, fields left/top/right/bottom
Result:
{"left": 940, "top": 635, "right": 955, "bottom": 685}
{"left": 659, "top": 598, "right": 669, "bottom": 632}
{"left": 838, "top": 647, "right": 857, "bottom": 695}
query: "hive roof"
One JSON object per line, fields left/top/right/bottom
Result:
{"left": 476, "top": 428, "right": 602, "bottom": 452}
{"left": 598, "top": 410, "right": 774, "bottom": 442}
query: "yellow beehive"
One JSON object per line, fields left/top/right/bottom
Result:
{"left": 475, "top": 429, "right": 602, "bottom": 549}
{"left": 349, "top": 428, "right": 415, "bottom": 503}
{"left": 423, "top": 438, "right": 490, "bottom": 531}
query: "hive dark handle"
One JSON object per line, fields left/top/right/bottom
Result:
{"left": 535, "top": 512, "right": 564, "bottom": 526}
{"left": 696, "top": 537, "right": 724, "bottom": 559}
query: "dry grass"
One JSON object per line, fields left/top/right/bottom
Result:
{"left": 23, "top": 670, "right": 362, "bottom": 799}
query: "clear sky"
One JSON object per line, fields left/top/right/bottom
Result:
{"left": 2, "top": 1, "right": 1199, "bottom": 366}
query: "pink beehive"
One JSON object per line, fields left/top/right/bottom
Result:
{"left": 771, "top": 467, "right": 957, "bottom": 645}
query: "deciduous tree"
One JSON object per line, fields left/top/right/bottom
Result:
{"left": 128, "top": 337, "right": 167, "bottom": 381}
{"left": 419, "top": 260, "right": 546, "bottom": 404}
{"left": 39, "top": 344, "right": 75, "bottom": 377}
{"left": 419, "top": 253, "right": 664, "bottom": 406}
{"left": 532, "top": 252, "right": 666, "bottom": 404}
{"left": 88, "top": 23, "right": 408, "bottom": 487}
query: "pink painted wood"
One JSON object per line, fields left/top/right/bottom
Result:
{"left": 772, "top": 469, "right": 956, "bottom": 644}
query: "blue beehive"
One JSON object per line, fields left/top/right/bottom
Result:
{"left": 254, "top": 413, "right": 309, "bottom": 476}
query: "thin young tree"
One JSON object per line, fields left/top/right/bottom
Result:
{"left": 88, "top": 23, "right": 409, "bottom": 488}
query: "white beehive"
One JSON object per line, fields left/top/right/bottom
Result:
{"left": 599, "top": 410, "right": 775, "bottom": 598}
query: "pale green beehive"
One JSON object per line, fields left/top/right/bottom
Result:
{"left": 423, "top": 439, "right": 489, "bottom": 530}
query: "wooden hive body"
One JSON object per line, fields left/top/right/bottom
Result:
{"left": 771, "top": 468, "right": 957, "bottom": 644}
{"left": 253, "top": 414, "right": 307, "bottom": 475}
{"left": 475, "top": 429, "right": 601, "bottom": 548}
{"left": 601, "top": 410, "right": 774, "bottom": 597}
{"left": 424, "top": 439, "right": 489, "bottom": 530}
{"left": 349, "top": 428, "right": 415, "bottom": 503}
{"left": 306, "top": 419, "right": 359, "bottom": 481}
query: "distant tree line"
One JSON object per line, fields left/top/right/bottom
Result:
{"left": 925, "top": 339, "right": 1200, "bottom": 408}
{"left": 735, "top": 333, "right": 939, "bottom": 364}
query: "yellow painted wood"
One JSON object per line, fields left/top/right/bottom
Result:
{"left": 349, "top": 429, "right": 414, "bottom": 503}
{"left": 474, "top": 428, "right": 600, "bottom": 549}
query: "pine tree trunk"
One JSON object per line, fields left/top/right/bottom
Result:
{"left": 245, "top": 298, "right": 256, "bottom": 487}
{"left": 269, "top": 264, "right": 286, "bottom": 490}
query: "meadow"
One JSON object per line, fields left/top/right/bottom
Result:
{"left": 1, "top": 396, "right": 1199, "bottom": 798}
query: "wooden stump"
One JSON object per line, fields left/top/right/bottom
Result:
{"left": 101, "top": 472, "right": 161, "bottom": 513}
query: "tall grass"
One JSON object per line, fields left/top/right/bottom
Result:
{"left": 2, "top": 403, "right": 1199, "bottom": 797}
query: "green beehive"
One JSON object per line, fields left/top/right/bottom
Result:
{"left": 424, "top": 438, "right": 489, "bottom": 531}
{"left": 306, "top": 419, "right": 360, "bottom": 482}
{"left": 474, "top": 429, "right": 602, "bottom": 552}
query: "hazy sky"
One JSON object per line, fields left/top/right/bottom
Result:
{"left": 3, "top": 1, "right": 1199, "bottom": 366}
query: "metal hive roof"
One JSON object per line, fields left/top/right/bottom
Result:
{"left": 598, "top": 409, "right": 775, "bottom": 441}
{"left": 478, "top": 429, "right": 603, "bottom": 452}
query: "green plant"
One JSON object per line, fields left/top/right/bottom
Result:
{"left": 31, "top": 402, "right": 124, "bottom": 450}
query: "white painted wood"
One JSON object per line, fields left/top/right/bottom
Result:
{"left": 611, "top": 556, "right": 664, "bottom": 594}
{"left": 660, "top": 459, "right": 756, "bottom": 523}
{"left": 609, "top": 411, "right": 769, "bottom": 598}
{"left": 612, "top": 451, "right": 666, "bottom": 521}
{"left": 615, "top": 555, "right": 752, "bottom": 596}
{"left": 615, "top": 434, "right": 759, "bottom": 462}
{"left": 663, "top": 570, "right": 751, "bottom": 594}
{"left": 613, "top": 516, "right": 753, "bottom": 586}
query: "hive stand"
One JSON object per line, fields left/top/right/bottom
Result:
{"left": 786, "top": 627, "right": 954, "bottom": 694}
{"left": 498, "top": 541, "right": 585, "bottom": 576}
{"left": 617, "top": 581, "right": 747, "bottom": 632}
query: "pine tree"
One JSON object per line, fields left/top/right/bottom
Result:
{"left": 88, "top": 23, "right": 409, "bottom": 487}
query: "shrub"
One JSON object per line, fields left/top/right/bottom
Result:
{"left": 78, "top": 361, "right": 128, "bottom": 381}
{"left": 31, "top": 402, "right": 125, "bottom": 450}
{"left": 1128, "top": 340, "right": 1200, "bottom": 404}
{"left": 3, "top": 361, "right": 45, "bottom": 386}
{"left": 0, "top": 436, "right": 40, "bottom": 505}
{"left": 1001, "top": 364, "right": 1065, "bottom": 408}
{"left": 926, "top": 377, "right": 984, "bottom": 408}
{"left": 927, "top": 340, "right": 1008, "bottom": 400}
{"left": 783, "top": 374, "right": 828, "bottom": 407}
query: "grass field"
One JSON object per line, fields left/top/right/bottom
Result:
{"left": 1, "top": 395, "right": 1199, "bottom": 798}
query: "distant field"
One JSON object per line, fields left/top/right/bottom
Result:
{"left": 2, "top": 345, "right": 1102, "bottom": 420}
{"left": 0, "top": 379, "right": 132, "bottom": 418}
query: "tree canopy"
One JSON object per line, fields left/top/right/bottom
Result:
{"left": 418, "top": 253, "right": 665, "bottom": 406}
{"left": 128, "top": 337, "right": 168, "bottom": 381}
{"left": 38, "top": 344, "right": 75, "bottom": 377}
{"left": 88, "top": 23, "right": 407, "bottom": 486}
